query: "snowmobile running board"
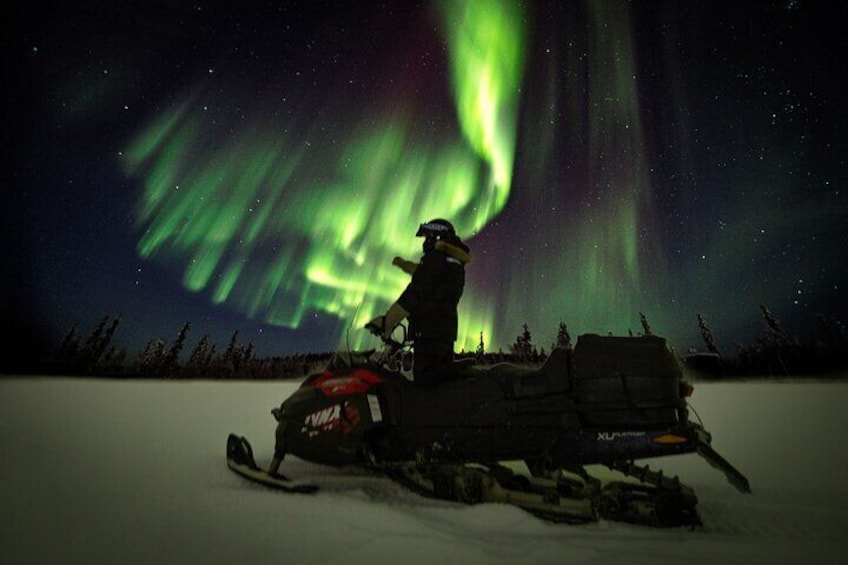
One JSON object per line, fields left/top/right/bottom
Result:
{"left": 226, "top": 434, "right": 318, "bottom": 494}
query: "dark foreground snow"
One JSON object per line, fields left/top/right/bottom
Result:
{"left": 1, "top": 376, "right": 847, "bottom": 564}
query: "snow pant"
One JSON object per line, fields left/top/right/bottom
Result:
{"left": 412, "top": 338, "right": 455, "bottom": 386}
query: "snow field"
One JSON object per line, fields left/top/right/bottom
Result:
{"left": 1, "top": 377, "right": 846, "bottom": 564}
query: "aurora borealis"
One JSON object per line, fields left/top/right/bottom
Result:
{"left": 119, "top": 0, "right": 526, "bottom": 352}
{"left": 6, "top": 0, "right": 848, "bottom": 363}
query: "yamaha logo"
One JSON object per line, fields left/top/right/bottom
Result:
{"left": 301, "top": 402, "right": 361, "bottom": 437}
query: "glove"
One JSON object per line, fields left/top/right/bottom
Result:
{"left": 365, "top": 315, "right": 386, "bottom": 335}
{"left": 366, "top": 302, "right": 409, "bottom": 339}
{"left": 392, "top": 256, "right": 418, "bottom": 275}
{"left": 383, "top": 302, "right": 409, "bottom": 335}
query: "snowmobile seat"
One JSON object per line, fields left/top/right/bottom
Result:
{"left": 505, "top": 347, "right": 573, "bottom": 399}
{"left": 446, "top": 357, "right": 479, "bottom": 379}
{"left": 391, "top": 369, "right": 508, "bottom": 427}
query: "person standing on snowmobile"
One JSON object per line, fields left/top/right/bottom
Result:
{"left": 367, "top": 219, "right": 471, "bottom": 386}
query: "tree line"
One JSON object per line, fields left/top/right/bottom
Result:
{"left": 49, "top": 316, "right": 333, "bottom": 380}
{"left": 41, "top": 306, "right": 848, "bottom": 379}
{"left": 685, "top": 306, "right": 848, "bottom": 378}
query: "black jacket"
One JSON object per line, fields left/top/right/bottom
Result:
{"left": 397, "top": 239, "right": 470, "bottom": 343}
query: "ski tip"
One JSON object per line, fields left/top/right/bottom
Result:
{"left": 227, "top": 433, "right": 260, "bottom": 471}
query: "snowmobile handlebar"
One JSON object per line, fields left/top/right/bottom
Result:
{"left": 364, "top": 319, "right": 408, "bottom": 354}
{"left": 363, "top": 321, "right": 411, "bottom": 371}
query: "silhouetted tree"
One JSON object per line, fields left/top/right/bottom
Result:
{"left": 223, "top": 331, "right": 239, "bottom": 362}
{"left": 760, "top": 304, "right": 791, "bottom": 347}
{"left": 510, "top": 323, "right": 534, "bottom": 360}
{"left": 76, "top": 316, "right": 107, "bottom": 369}
{"left": 161, "top": 322, "right": 190, "bottom": 377}
{"left": 555, "top": 321, "right": 571, "bottom": 349}
{"left": 639, "top": 312, "right": 652, "bottom": 336}
{"left": 55, "top": 323, "right": 80, "bottom": 362}
{"left": 697, "top": 313, "right": 720, "bottom": 355}
{"left": 101, "top": 345, "right": 127, "bottom": 373}
{"left": 476, "top": 331, "right": 485, "bottom": 359}
{"left": 139, "top": 338, "right": 172, "bottom": 376}
{"left": 186, "top": 334, "right": 215, "bottom": 377}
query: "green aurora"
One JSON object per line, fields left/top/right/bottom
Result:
{"left": 505, "top": 0, "right": 669, "bottom": 340}
{"left": 118, "top": 0, "right": 739, "bottom": 353}
{"left": 122, "top": 0, "right": 526, "bottom": 351}
{"left": 8, "top": 0, "right": 842, "bottom": 364}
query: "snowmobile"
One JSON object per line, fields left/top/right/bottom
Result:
{"left": 227, "top": 327, "right": 751, "bottom": 527}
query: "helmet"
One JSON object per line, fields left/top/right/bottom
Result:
{"left": 416, "top": 219, "right": 456, "bottom": 238}
{"left": 416, "top": 219, "right": 456, "bottom": 253}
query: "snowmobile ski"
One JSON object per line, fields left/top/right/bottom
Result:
{"left": 226, "top": 434, "right": 318, "bottom": 494}
{"left": 694, "top": 431, "right": 752, "bottom": 494}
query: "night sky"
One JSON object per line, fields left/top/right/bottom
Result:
{"left": 4, "top": 0, "right": 847, "bottom": 368}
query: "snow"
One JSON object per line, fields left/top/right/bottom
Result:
{"left": 2, "top": 376, "right": 847, "bottom": 564}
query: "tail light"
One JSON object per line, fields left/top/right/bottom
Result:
{"left": 651, "top": 433, "right": 689, "bottom": 445}
{"left": 680, "top": 382, "right": 694, "bottom": 398}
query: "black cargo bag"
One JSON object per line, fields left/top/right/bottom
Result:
{"left": 572, "top": 334, "right": 682, "bottom": 427}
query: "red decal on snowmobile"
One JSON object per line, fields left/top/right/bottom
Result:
{"left": 341, "top": 402, "right": 362, "bottom": 435}
{"left": 301, "top": 401, "right": 361, "bottom": 437}
{"left": 302, "top": 404, "right": 340, "bottom": 436}
{"left": 312, "top": 369, "right": 385, "bottom": 397}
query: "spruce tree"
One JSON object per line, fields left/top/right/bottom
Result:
{"left": 697, "top": 313, "right": 720, "bottom": 355}
{"left": 555, "top": 322, "right": 571, "bottom": 348}
{"left": 639, "top": 312, "right": 652, "bottom": 336}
